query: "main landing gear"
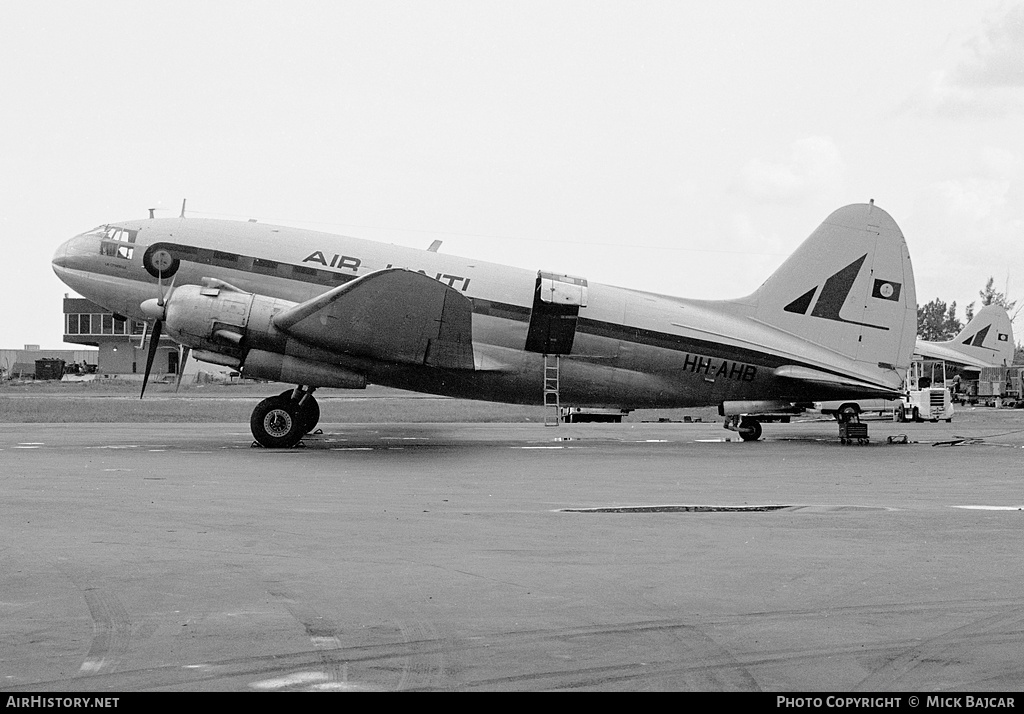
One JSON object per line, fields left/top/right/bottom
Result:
{"left": 250, "top": 386, "right": 320, "bottom": 448}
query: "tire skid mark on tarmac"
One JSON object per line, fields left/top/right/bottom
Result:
{"left": 9, "top": 604, "right": 1024, "bottom": 691}
{"left": 442, "top": 620, "right": 761, "bottom": 691}
{"left": 53, "top": 568, "right": 133, "bottom": 678}
{"left": 264, "top": 586, "right": 354, "bottom": 690}
{"left": 0, "top": 624, "right": 992, "bottom": 693}
{"left": 394, "top": 619, "right": 447, "bottom": 691}
{"left": 852, "top": 605, "right": 1024, "bottom": 692}
{"left": 263, "top": 587, "right": 445, "bottom": 691}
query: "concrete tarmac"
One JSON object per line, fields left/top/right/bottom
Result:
{"left": 1, "top": 411, "right": 1023, "bottom": 692}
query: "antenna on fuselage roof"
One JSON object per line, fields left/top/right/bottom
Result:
{"left": 147, "top": 208, "right": 156, "bottom": 219}
{"left": 180, "top": 199, "right": 187, "bottom": 218}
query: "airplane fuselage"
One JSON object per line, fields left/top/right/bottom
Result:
{"left": 53, "top": 215, "right": 906, "bottom": 411}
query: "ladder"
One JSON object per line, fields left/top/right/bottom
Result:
{"left": 543, "top": 354, "right": 561, "bottom": 426}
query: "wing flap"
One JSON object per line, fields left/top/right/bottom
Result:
{"left": 273, "top": 268, "right": 475, "bottom": 369}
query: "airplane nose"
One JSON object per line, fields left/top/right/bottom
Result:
{"left": 52, "top": 236, "right": 71, "bottom": 270}
{"left": 53, "top": 230, "right": 100, "bottom": 274}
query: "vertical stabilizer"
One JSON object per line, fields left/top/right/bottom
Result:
{"left": 745, "top": 203, "right": 917, "bottom": 380}
{"left": 927, "top": 304, "right": 1016, "bottom": 367}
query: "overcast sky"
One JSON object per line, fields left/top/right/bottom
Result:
{"left": 2, "top": 0, "right": 1022, "bottom": 349}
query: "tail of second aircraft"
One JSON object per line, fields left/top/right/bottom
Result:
{"left": 930, "top": 304, "right": 1016, "bottom": 367}
{"left": 739, "top": 202, "right": 917, "bottom": 389}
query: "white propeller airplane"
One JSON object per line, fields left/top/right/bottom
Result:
{"left": 52, "top": 201, "right": 917, "bottom": 447}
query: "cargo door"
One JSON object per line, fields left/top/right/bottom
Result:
{"left": 525, "top": 271, "right": 588, "bottom": 355}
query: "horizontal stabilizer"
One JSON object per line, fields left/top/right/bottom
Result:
{"left": 273, "top": 268, "right": 475, "bottom": 369}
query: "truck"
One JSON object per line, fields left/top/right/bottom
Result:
{"left": 816, "top": 357, "right": 953, "bottom": 423}
{"left": 973, "top": 365, "right": 1024, "bottom": 408}
{"left": 894, "top": 358, "right": 954, "bottom": 422}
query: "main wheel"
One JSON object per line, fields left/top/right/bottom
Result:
{"left": 275, "top": 390, "right": 320, "bottom": 434}
{"left": 300, "top": 395, "right": 320, "bottom": 434}
{"left": 738, "top": 419, "right": 762, "bottom": 441}
{"left": 251, "top": 395, "right": 305, "bottom": 448}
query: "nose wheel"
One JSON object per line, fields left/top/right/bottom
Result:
{"left": 250, "top": 387, "right": 319, "bottom": 448}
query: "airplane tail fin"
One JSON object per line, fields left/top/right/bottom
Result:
{"left": 936, "top": 304, "right": 1015, "bottom": 367}
{"left": 742, "top": 203, "right": 917, "bottom": 388}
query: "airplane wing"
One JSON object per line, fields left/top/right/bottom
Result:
{"left": 773, "top": 365, "right": 904, "bottom": 399}
{"left": 272, "top": 268, "right": 475, "bottom": 370}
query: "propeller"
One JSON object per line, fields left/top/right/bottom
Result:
{"left": 139, "top": 315, "right": 163, "bottom": 399}
{"left": 139, "top": 253, "right": 177, "bottom": 399}
{"left": 174, "top": 344, "right": 191, "bottom": 393}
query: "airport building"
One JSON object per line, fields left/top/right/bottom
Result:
{"left": 59, "top": 296, "right": 181, "bottom": 378}
{"left": 1, "top": 297, "right": 232, "bottom": 382}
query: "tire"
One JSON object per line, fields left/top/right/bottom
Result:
{"left": 838, "top": 405, "right": 858, "bottom": 422}
{"left": 895, "top": 403, "right": 906, "bottom": 423}
{"left": 738, "top": 419, "right": 762, "bottom": 441}
{"left": 276, "top": 389, "right": 320, "bottom": 434}
{"left": 251, "top": 395, "right": 305, "bottom": 448}
{"left": 300, "top": 396, "right": 320, "bottom": 434}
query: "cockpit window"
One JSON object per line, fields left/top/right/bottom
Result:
{"left": 98, "top": 225, "right": 138, "bottom": 260}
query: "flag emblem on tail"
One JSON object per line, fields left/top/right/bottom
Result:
{"left": 871, "top": 280, "right": 902, "bottom": 301}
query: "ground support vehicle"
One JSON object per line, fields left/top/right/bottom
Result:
{"left": 561, "top": 407, "right": 631, "bottom": 423}
{"left": 894, "top": 358, "right": 953, "bottom": 423}
{"left": 975, "top": 366, "right": 1024, "bottom": 408}
{"left": 838, "top": 414, "right": 869, "bottom": 445}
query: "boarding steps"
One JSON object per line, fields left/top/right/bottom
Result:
{"left": 543, "top": 354, "right": 560, "bottom": 426}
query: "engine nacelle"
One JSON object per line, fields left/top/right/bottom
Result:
{"left": 163, "top": 279, "right": 367, "bottom": 389}
{"left": 242, "top": 350, "right": 366, "bottom": 389}
{"left": 163, "top": 280, "right": 291, "bottom": 357}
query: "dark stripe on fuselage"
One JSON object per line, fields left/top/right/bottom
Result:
{"left": 131, "top": 242, "right": 888, "bottom": 389}
{"left": 153, "top": 242, "right": 357, "bottom": 287}
{"left": 575, "top": 318, "right": 794, "bottom": 371}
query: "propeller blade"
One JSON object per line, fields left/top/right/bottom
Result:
{"left": 159, "top": 273, "right": 177, "bottom": 308}
{"left": 140, "top": 318, "right": 163, "bottom": 399}
{"left": 175, "top": 344, "right": 190, "bottom": 393}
